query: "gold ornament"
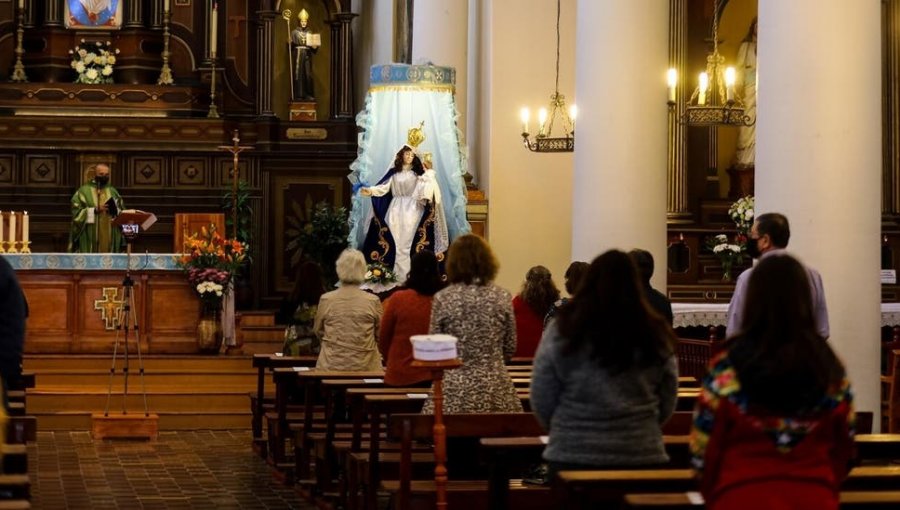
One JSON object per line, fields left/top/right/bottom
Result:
{"left": 298, "top": 9, "right": 309, "bottom": 23}
{"left": 407, "top": 121, "right": 425, "bottom": 149}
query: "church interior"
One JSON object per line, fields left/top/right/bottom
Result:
{"left": 0, "top": 0, "right": 899, "bottom": 508}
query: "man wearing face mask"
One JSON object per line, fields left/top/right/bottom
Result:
{"left": 68, "top": 163, "right": 125, "bottom": 253}
{"left": 726, "top": 212, "right": 829, "bottom": 339}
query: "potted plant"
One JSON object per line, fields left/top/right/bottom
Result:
{"left": 285, "top": 201, "right": 349, "bottom": 287}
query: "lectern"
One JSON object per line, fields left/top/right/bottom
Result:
{"left": 92, "top": 210, "right": 160, "bottom": 440}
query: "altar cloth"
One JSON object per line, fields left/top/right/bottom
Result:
{"left": 2, "top": 253, "right": 180, "bottom": 271}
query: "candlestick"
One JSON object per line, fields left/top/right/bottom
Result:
{"left": 22, "top": 211, "right": 28, "bottom": 245}
{"left": 21, "top": 241, "right": 30, "bottom": 254}
{"left": 208, "top": 57, "right": 219, "bottom": 118}
{"left": 210, "top": 3, "right": 218, "bottom": 58}
{"left": 157, "top": 8, "right": 174, "bottom": 85}
{"left": 10, "top": 3, "right": 27, "bottom": 83}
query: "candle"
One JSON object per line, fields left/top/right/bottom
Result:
{"left": 210, "top": 3, "right": 218, "bottom": 58}
{"left": 519, "top": 107, "right": 529, "bottom": 134}
{"left": 698, "top": 72, "right": 709, "bottom": 106}
{"left": 18, "top": 0, "right": 24, "bottom": 10}
{"left": 22, "top": 211, "right": 28, "bottom": 245}
{"left": 0, "top": 212, "right": 4, "bottom": 245}
{"left": 164, "top": 0, "right": 170, "bottom": 12}
{"left": 725, "top": 66, "right": 736, "bottom": 103}
{"left": 538, "top": 108, "right": 548, "bottom": 135}
{"left": 667, "top": 68, "right": 677, "bottom": 103}
{"left": 9, "top": 211, "right": 15, "bottom": 245}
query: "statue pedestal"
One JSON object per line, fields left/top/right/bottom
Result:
{"left": 727, "top": 165, "right": 755, "bottom": 198}
{"left": 289, "top": 100, "right": 317, "bottom": 122}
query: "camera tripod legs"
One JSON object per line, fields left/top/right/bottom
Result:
{"left": 104, "top": 271, "right": 150, "bottom": 417}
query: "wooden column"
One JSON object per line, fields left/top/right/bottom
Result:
{"left": 883, "top": 0, "right": 900, "bottom": 219}
{"left": 125, "top": 0, "right": 144, "bottom": 28}
{"left": 44, "top": 0, "right": 62, "bottom": 26}
{"left": 149, "top": 0, "right": 163, "bottom": 30}
{"left": 329, "top": 13, "right": 357, "bottom": 120}
{"left": 667, "top": 0, "right": 691, "bottom": 223}
{"left": 255, "top": 5, "right": 277, "bottom": 118}
{"left": 393, "top": 0, "right": 413, "bottom": 64}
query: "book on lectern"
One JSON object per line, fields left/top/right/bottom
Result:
{"left": 113, "top": 210, "right": 158, "bottom": 232}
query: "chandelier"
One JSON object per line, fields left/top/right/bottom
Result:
{"left": 667, "top": 1, "right": 754, "bottom": 127}
{"left": 519, "top": 0, "right": 575, "bottom": 152}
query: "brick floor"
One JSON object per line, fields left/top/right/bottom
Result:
{"left": 28, "top": 430, "right": 314, "bottom": 510}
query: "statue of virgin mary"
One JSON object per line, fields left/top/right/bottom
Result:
{"left": 348, "top": 64, "right": 471, "bottom": 291}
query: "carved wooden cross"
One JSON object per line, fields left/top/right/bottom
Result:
{"left": 218, "top": 130, "right": 253, "bottom": 240}
{"left": 94, "top": 287, "right": 124, "bottom": 331}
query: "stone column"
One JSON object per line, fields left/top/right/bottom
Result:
{"left": 571, "top": 0, "right": 669, "bottom": 290}
{"left": 883, "top": 0, "right": 900, "bottom": 217}
{"left": 756, "top": 0, "right": 882, "bottom": 420}
{"left": 412, "top": 0, "right": 469, "bottom": 143}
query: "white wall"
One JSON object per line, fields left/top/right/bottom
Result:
{"left": 479, "top": 0, "right": 576, "bottom": 294}
{"left": 352, "top": 0, "right": 394, "bottom": 110}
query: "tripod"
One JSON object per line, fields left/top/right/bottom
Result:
{"left": 104, "top": 227, "right": 150, "bottom": 417}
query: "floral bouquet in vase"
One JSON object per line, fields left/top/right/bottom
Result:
{"left": 728, "top": 195, "right": 755, "bottom": 235}
{"left": 69, "top": 39, "right": 119, "bottom": 84}
{"left": 178, "top": 225, "right": 247, "bottom": 315}
{"left": 706, "top": 234, "right": 745, "bottom": 282}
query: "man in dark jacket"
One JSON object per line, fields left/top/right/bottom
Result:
{"left": 629, "top": 249, "right": 674, "bottom": 325}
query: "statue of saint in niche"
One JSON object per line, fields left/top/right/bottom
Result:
{"left": 290, "top": 9, "right": 321, "bottom": 101}
{"left": 734, "top": 17, "right": 757, "bottom": 169}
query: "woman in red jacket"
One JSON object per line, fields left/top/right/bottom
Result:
{"left": 379, "top": 251, "right": 443, "bottom": 386}
{"left": 690, "top": 254, "right": 854, "bottom": 510}
{"left": 512, "top": 266, "right": 559, "bottom": 358}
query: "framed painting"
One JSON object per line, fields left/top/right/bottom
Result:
{"left": 65, "top": 0, "right": 124, "bottom": 29}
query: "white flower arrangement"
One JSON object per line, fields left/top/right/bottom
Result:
{"left": 195, "top": 281, "right": 224, "bottom": 297}
{"left": 69, "top": 39, "right": 119, "bottom": 85}
{"left": 707, "top": 233, "right": 746, "bottom": 281}
{"left": 365, "top": 262, "right": 396, "bottom": 285}
{"left": 728, "top": 195, "right": 755, "bottom": 234}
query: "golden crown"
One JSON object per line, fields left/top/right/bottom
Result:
{"left": 407, "top": 121, "right": 425, "bottom": 149}
{"left": 298, "top": 9, "right": 309, "bottom": 22}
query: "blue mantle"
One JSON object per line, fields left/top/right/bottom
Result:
{"left": 2, "top": 253, "right": 181, "bottom": 271}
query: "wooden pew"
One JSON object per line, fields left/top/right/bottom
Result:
{"left": 250, "top": 354, "right": 317, "bottom": 457}
{"left": 382, "top": 412, "right": 548, "bottom": 510}
{"left": 623, "top": 491, "right": 900, "bottom": 509}
{"left": 557, "top": 465, "right": 900, "bottom": 509}
{"left": 268, "top": 368, "right": 383, "bottom": 482}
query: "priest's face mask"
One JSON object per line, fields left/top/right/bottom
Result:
{"left": 94, "top": 165, "right": 110, "bottom": 187}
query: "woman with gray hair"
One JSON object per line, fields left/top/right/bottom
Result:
{"left": 313, "top": 249, "right": 384, "bottom": 371}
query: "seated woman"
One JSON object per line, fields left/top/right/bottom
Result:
{"left": 691, "top": 254, "right": 853, "bottom": 510}
{"left": 379, "top": 251, "right": 443, "bottom": 387}
{"left": 280, "top": 261, "right": 326, "bottom": 356}
{"left": 423, "top": 234, "right": 522, "bottom": 414}
{"left": 512, "top": 266, "right": 559, "bottom": 358}
{"left": 360, "top": 142, "right": 448, "bottom": 288}
{"left": 531, "top": 250, "right": 678, "bottom": 473}
{"left": 314, "top": 249, "right": 384, "bottom": 371}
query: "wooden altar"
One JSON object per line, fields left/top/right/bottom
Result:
{"left": 10, "top": 253, "right": 201, "bottom": 353}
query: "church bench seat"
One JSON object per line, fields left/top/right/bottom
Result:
{"left": 251, "top": 354, "right": 317, "bottom": 457}
{"left": 1, "top": 445, "right": 27, "bottom": 475}
{"left": 383, "top": 412, "right": 546, "bottom": 510}
{"left": 0, "top": 501, "right": 29, "bottom": 509}
{"left": 0, "top": 475, "right": 30, "bottom": 500}
{"left": 379, "top": 479, "right": 550, "bottom": 510}
{"left": 856, "top": 434, "right": 900, "bottom": 463}
{"left": 623, "top": 491, "right": 900, "bottom": 509}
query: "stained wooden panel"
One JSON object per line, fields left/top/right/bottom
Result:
{"left": 176, "top": 158, "right": 208, "bottom": 187}
{"left": 0, "top": 155, "right": 13, "bottom": 185}
{"left": 25, "top": 155, "right": 60, "bottom": 185}
{"left": 131, "top": 158, "right": 165, "bottom": 187}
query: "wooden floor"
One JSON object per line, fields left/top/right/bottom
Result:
{"left": 30, "top": 430, "right": 313, "bottom": 509}
{"left": 24, "top": 355, "right": 260, "bottom": 431}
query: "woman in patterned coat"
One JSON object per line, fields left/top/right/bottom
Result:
{"left": 423, "top": 234, "right": 522, "bottom": 414}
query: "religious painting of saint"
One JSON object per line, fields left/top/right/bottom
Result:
{"left": 65, "top": 0, "right": 123, "bottom": 29}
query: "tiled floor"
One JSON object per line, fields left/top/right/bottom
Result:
{"left": 28, "top": 430, "right": 314, "bottom": 510}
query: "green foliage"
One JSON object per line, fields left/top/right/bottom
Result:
{"left": 285, "top": 201, "right": 349, "bottom": 286}
{"left": 223, "top": 180, "right": 253, "bottom": 262}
